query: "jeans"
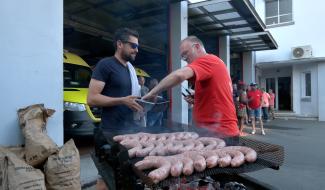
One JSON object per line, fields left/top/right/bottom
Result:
{"left": 262, "top": 107, "right": 269, "bottom": 120}
{"left": 147, "top": 111, "right": 163, "bottom": 127}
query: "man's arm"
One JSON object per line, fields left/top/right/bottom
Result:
{"left": 143, "top": 67, "right": 194, "bottom": 100}
{"left": 87, "top": 79, "right": 142, "bottom": 111}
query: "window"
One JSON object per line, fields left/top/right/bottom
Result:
{"left": 265, "top": 0, "right": 293, "bottom": 26}
{"left": 301, "top": 72, "right": 311, "bottom": 98}
{"left": 64, "top": 63, "right": 92, "bottom": 88}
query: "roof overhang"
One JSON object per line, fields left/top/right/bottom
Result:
{"left": 256, "top": 57, "right": 325, "bottom": 69}
{"left": 188, "top": 0, "right": 277, "bottom": 52}
{"left": 231, "top": 31, "right": 278, "bottom": 52}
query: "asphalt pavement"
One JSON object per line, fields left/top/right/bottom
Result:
{"left": 243, "top": 119, "right": 325, "bottom": 190}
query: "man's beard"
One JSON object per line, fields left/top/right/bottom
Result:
{"left": 122, "top": 51, "right": 136, "bottom": 62}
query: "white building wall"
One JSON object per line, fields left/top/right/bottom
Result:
{"left": 255, "top": 0, "right": 325, "bottom": 62}
{"left": 0, "top": 0, "right": 63, "bottom": 145}
{"left": 254, "top": 0, "right": 325, "bottom": 120}
{"left": 292, "top": 63, "right": 318, "bottom": 116}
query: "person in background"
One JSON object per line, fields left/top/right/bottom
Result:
{"left": 138, "top": 76, "right": 149, "bottom": 96}
{"left": 261, "top": 88, "right": 270, "bottom": 122}
{"left": 237, "top": 82, "right": 248, "bottom": 135}
{"left": 146, "top": 78, "right": 164, "bottom": 127}
{"left": 148, "top": 78, "right": 159, "bottom": 91}
{"left": 247, "top": 83, "right": 265, "bottom": 135}
{"left": 268, "top": 89, "right": 276, "bottom": 120}
{"left": 143, "top": 36, "right": 239, "bottom": 139}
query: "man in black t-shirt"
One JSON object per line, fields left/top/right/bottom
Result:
{"left": 87, "top": 28, "right": 143, "bottom": 131}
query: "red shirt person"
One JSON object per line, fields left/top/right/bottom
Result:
{"left": 143, "top": 36, "right": 239, "bottom": 138}
{"left": 187, "top": 54, "right": 238, "bottom": 137}
{"left": 247, "top": 83, "right": 265, "bottom": 135}
{"left": 247, "top": 87, "right": 263, "bottom": 109}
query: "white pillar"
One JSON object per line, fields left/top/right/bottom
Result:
{"left": 169, "top": 1, "right": 188, "bottom": 124}
{"left": 0, "top": 0, "right": 63, "bottom": 145}
{"left": 218, "top": 35, "right": 230, "bottom": 71}
{"left": 318, "top": 63, "right": 325, "bottom": 121}
{"left": 243, "top": 51, "right": 255, "bottom": 84}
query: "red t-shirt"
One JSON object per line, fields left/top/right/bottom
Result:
{"left": 247, "top": 90, "right": 263, "bottom": 109}
{"left": 187, "top": 54, "right": 238, "bottom": 137}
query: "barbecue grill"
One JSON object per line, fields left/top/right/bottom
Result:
{"left": 92, "top": 123, "right": 284, "bottom": 190}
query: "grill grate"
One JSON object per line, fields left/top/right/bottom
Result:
{"left": 95, "top": 127, "right": 284, "bottom": 189}
{"left": 130, "top": 137, "right": 284, "bottom": 188}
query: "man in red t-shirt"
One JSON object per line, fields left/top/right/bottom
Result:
{"left": 247, "top": 83, "right": 265, "bottom": 135}
{"left": 143, "top": 36, "right": 239, "bottom": 139}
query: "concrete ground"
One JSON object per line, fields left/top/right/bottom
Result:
{"left": 78, "top": 119, "right": 325, "bottom": 190}
{"left": 243, "top": 119, "right": 325, "bottom": 190}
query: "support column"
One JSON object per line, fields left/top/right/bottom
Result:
{"left": 169, "top": 1, "right": 188, "bottom": 124}
{"left": 218, "top": 35, "right": 230, "bottom": 71}
{"left": 318, "top": 63, "right": 325, "bottom": 121}
{"left": 243, "top": 51, "right": 255, "bottom": 84}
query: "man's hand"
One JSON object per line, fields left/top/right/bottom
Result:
{"left": 184, "top": 95, "right": 194, "bottom": 105}
{"left": 122, "top": 95, "right": 143, "bottom": 112}
{"left": 142, "top": 92, "right": 158, "bottom": 102}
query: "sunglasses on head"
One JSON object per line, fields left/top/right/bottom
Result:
{"left": 122, "top": 41, "right": 139, "bottom": 49}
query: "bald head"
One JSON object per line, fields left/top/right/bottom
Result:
{"left": 180, "top": 36, "right": 206, "bottom": 63}
{"left": 181, "top": 36, "right": 204, "bottom": 47}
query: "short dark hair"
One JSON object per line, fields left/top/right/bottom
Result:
{"left": 113, "top": 28, "right": 139, "bottom": 50}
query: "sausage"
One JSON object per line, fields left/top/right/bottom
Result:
{"left": 167, "top": 156, "right": 184, "bottom": 177}
{"left": 222, "top": 146, "right": 257, "bottom": 162}
{"left": 128, "top": 146, "right": 142, "bottom": 158}
{"left": 182, "top": 132, "right": 192, "bottom": 140}
{"left": 139, "top": 134, "right": 150, "bottom": 143}
{"left": 198, "top": 137, "right": 226, "bottom": 150}
{"left": 174, "top": 132, "right": 186, "bottom": 140}
{"left": 192, "top": 140, "right": 204, "bottom": 151}
{"left": 119, "top": 139, "right": 140, "bottom": 149}
{"left": 201, "top": 151, "right": 219, "bottom": 168}
{"left": 149, "top": 141, "right": 166, "bottom": 156}
{"left": 177, "top": 140, "right": 195, "bottom": 153}
{"left": 215, "top": 150, "right": 232, "bottom": 167}
{"left": 148, "top": 134, "right": 158, "bottom": 141}
{"left": 136, "top": 142, "right": 155, "bottom": 157}
{"left": 222, "top": 149, "right": 245, "bottom": 167}
{"left": 135, "top": 156, "right": 172, "bottom": 184}
{"left": 214, "top": 138, "right": 226, "bottom": 148}
{"left": 156, "top": 133, "right": 168, "bottom": 141}
{"left": 166, "top": 141, "right": 184, "bottom": 154}
{"left": 165, "top": 134, "right": 176, "bottom": 141}
{"left": 182, "top": 151, "right": 206, "bottom": 172}
{"left": 181, "top": 157, "right": 194, "bottom": 175}
{"left": 189, "top": 132, "right": 199, "bottom": 139}
{"left": 113, "top": 132, "right": 149, "bottom": 142}
{"left": 198, "top": 137, "right": 218, "bottom": 150}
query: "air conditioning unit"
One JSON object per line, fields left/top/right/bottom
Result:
{"left": 291, "top": 45, "right": 313, "bottom": 59}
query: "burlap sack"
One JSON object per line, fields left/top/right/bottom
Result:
{"left": 44, "top": 139, "right": 81, "bottom": 190}
{"left": 17, "top": 104, "right": 58, "bottom": 166}
{"left": 18, "top": 104, "right": 55, "bottom": 130}
{"left": 5, "top": 145, "right": 25, "bottom": 161}
{"left": 0, "top": 147, "right": 46, "bottom": 190}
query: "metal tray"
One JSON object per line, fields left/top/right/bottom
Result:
{"left": 136, "top": 96, "right": 169, "bottom": 113}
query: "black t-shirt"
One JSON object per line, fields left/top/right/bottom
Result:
{"left": 91, "top": 56, "right": 134, "bottom": 130}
